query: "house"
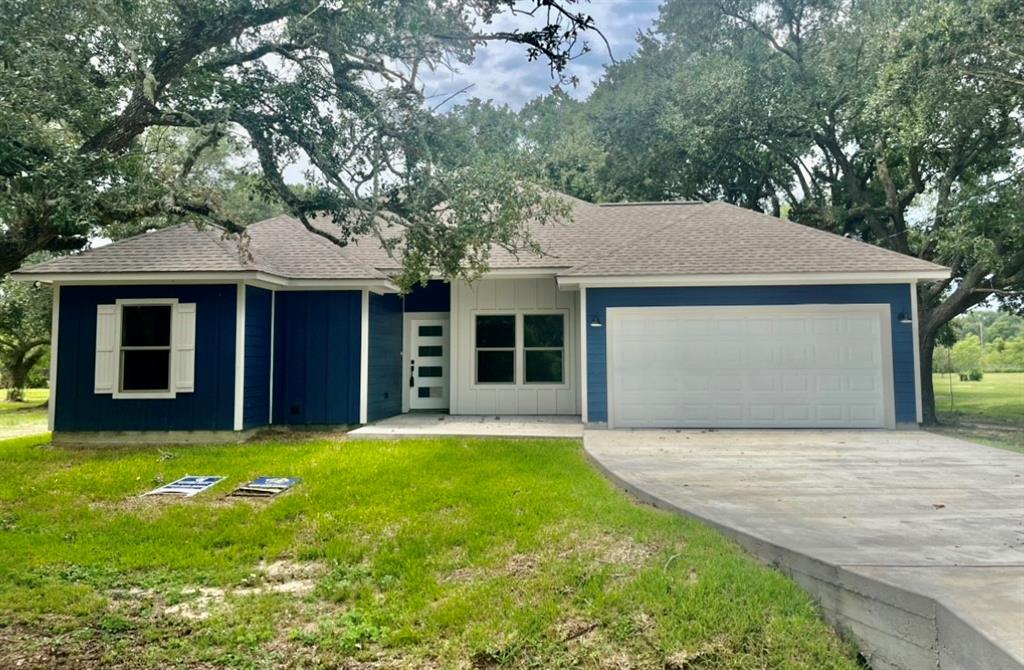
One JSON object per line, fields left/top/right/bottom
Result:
{"left": 13, "top": 197, "right": 949, "bottom": 442}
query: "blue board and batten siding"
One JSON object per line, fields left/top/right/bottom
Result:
{"left": 368, "top": 293, "right": 403, "bottom": 421}
{"left": 243, "top": 286, "right": 273, "bottom": 429}
{"left": 404, "top": 279, "right": 450, "bottom": 312}
{"left": 54, "top": 285, "right": 237, "bottom": 431}
{"left": 585, "top": 284, "right": 918, "bottom": 424}
{"left": 272, "top": 290, "right": 361, "bottom": 426}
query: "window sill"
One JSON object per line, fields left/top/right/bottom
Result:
{"left": 112, "top": 391, "right": 177, "bottom": 400}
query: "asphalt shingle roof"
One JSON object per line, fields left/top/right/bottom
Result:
{"left": 15, "top": 197, "right": 947, "bottom": 281}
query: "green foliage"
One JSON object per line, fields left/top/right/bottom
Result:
{"left": 0, "top": 0, "right": 599, "bottom": 284}
{"left": 0, "top": 436, "right": 861, "bottom": 668}
{"left": 950, "top": 334, "right": 983, "bottom": 374}
{"left": 0, "top": 275, "right": 51, "bottom": 400}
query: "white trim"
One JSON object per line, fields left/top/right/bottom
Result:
{"left": 580, "top": 287, "right": 588, "bottom": 423}
{"left": 111, "top": 298, "right": 179, "bottom": 400}
{"left": 558, "top": 270, "right": 951, "bottom": 289}
{"left": 401, "top": 311, "right": 451, "bottom": 413}
{"left": 48, "top": 285, "right": 60, "bottom": 431}
{"left": 359, "top": 289, "right": 369, "bottom": 424}
{"left": 604, "top": 303, "right": 896, "bottom": 430}
{"left": 12, "top": 271, "right": 399, "bottom": 293}
{"left": 910, "top": 283, "right": 923, "bottom": 424}
{"left": 233, "top": 283, "right": 246, "bottom": 431}
{"left": 268, "top": 290, "right": 276, "bottom": 425}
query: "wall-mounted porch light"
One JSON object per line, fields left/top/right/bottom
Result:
{"left": 898, "top": 312, "right": 914, "bottom": 324}
{"left": 589, "top": 316, "right": 603, "bottom": 328}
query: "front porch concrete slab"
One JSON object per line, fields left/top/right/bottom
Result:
{"left": 583, "top": 429, "right": 1024, "bottom": 670}
{"left": 348, "top": 413, "right": 583, "bottom": 440}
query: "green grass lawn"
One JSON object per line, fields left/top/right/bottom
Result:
{"left": 0, "top": 434, "right": 859, "bottom": 669}
{"left": 0, "top": 388, "right": 49, "bottom": 440}
{"left": 931, "top": 372, "right": 1023, "bottom": 453}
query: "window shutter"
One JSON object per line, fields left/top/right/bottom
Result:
{"left": 94, "top": 305, "right": 117, "bottom": 393}
{"left": 172, "top": 302, "right": 197, "bottom": 392}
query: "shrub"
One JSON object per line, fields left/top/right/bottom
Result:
{"left": 967, "top": 369, "right": 984, "bottom": 382}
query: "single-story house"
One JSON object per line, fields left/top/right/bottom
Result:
{"left": 13, "top": 196, "right": 949, "bottom": 442}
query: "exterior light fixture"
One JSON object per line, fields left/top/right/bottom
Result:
{"left": 589, "top": 316, "right": 603, "bottom": 328}
{"left": 898, "top": 312, "right": 913, "bottom": 324}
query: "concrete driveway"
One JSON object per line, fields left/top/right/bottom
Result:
{"left": 584, "top": 430, "right": 1024, "bottom": 670}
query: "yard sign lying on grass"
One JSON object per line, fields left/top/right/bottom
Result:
{"left": 143, "top": 476, "right": 225, "bottom": 497}
{"left": 227, "top": 476, "right": 302, "bottom": 499}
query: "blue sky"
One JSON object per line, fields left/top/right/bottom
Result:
{"left": 421, "top": 0, "right": 662, "bottom": 110}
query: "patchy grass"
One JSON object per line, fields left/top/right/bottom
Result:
{"left": 0, "top": 388, "right": 48, "bottom": 440}
{"left": 0, "top": 434, "right": 860, "bottom": 669}
{"left": 931, "top": 373, "right": 1024, "bottom": 454}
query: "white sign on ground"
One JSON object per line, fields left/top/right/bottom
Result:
{"left": 143, "top": 475, "right": 225, "bottom": 497}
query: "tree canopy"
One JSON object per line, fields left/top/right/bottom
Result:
{"left": 0, "top": 0, "right": 601, "bottom": 286}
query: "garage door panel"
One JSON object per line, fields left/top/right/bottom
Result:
{"left": 608, "top": 306, "right": 889, "bottom": 429}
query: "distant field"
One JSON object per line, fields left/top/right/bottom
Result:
{"left": 0, "top": 388, "right": 49, "bottom": 439}
{"left": 931, "top": 373, "right": 1023, "bottom": 454}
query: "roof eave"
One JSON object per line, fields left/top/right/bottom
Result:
{"left": 10, "top": 270, "right": 399, "bottom": 293}
{"left": 556, "top": 269, "right": 952, "bottom": 289}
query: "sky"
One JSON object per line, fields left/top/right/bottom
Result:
{"left": 419, "top": 0, "right": 663, "bottom": 111}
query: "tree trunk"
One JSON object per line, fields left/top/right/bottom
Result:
{"left": 5, "top": 355, "right": 33, "bottom": 402}
{"left": 920, "top": 330, "right": 938, "bottom": 425}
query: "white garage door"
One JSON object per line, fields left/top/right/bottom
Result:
{"left": 607, "top": 305, "right": 892, "bottom": 428}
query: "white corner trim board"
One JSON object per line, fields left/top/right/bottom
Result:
{"left": 48, "top": 285, "right": 60, "bottom": 431}
{"left": 233, "top": 283, "right": 246, "bottom": 431}
{"left": 359, "top": 289, "right": 369, "bottom": 424}
{"left": 910, "top": 282, "right": 924, "bottom": 424}
{"left": 268, "top": 290, "right": 276, "bottom": 425}
{"left": 579, "top": 286, "right": 588, "bottom": 423}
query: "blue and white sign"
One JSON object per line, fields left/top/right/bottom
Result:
{"left": 143, "top": 475, "right": 225, "bottom": 497}
{"left": 228, "top": 476, "right": 302, "bottom": 498}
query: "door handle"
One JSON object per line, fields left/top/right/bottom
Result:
{"left": 409, "top": 359, "right": 415, "bottom": 388}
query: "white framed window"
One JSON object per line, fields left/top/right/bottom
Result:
{"left": 472, "top": 311, "right": 566, "bottom": 386}
{"left": 475, "top": 314, "right": 516, "bottom": 384}
{"left": 95, "top": 298, "right": 196, "bottom": 399}
{"left": 523, "top": 313, "right": 564, "bottom": 384}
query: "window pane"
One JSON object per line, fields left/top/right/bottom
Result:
{"left": 418, "top": 325, "right": 443, "bottom": 337}
{"left": 476, "top": 350, "right": 514, "bottom": 383}
{"left": 524, "top": 314, "right": 563, "bottom": 348}
{"left": 525, "top": 350, "right": 563, "bottom": 383}
{"left": 418, "top": 387, "right": 442, "bottom": 398}
{"left": 418, "top": 366, "right": 443, "bottom": 378}
{"left": 418, "top": 345, "right": 443, "bottom": 357}
{"left": 121, "top": 350, "right": 170, "bottom": 391}
{"left": 121, "top": 305, "right": 172, "bottom": 346}
{"left": 475, "top": 315, "right": 515, "bottom": 348}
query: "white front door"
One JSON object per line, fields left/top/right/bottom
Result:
{"left": 607, "top": 305, "right": 893, "bottom": 429}
{"left": 408, "top": 317, "right": 450, "bottom": 410}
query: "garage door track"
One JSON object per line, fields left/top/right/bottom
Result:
{"left": 584, "top": 430, "right": 1024, "bottom": 670}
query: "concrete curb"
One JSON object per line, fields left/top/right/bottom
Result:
{"left": 582, "top": 444, "right": 1022, "bottom": 670}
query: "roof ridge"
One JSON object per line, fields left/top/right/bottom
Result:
{"left": 598, "top": 200, "right": 702, "bottom": 207}
{"left": 564, "top": 201, "right": 709, "bottom": 276}
{"left": 706, "top": 202, "right": 946, "bottom": 270}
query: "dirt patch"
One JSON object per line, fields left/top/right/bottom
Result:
{"left": 557, "top": 617, "right": 601, "bottom": 644}
{"left": 504, "top": 553, "right": 539, "bottom": 578}
{"left": 561, "top": 532, "right": 660, "bottom": 570}
{"left": 159, "top": 559, "right": 326, "bottom": 620}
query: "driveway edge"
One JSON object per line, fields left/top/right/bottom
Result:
{"left": 582, "top": 443, "right": 1022, "bottom": 670}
